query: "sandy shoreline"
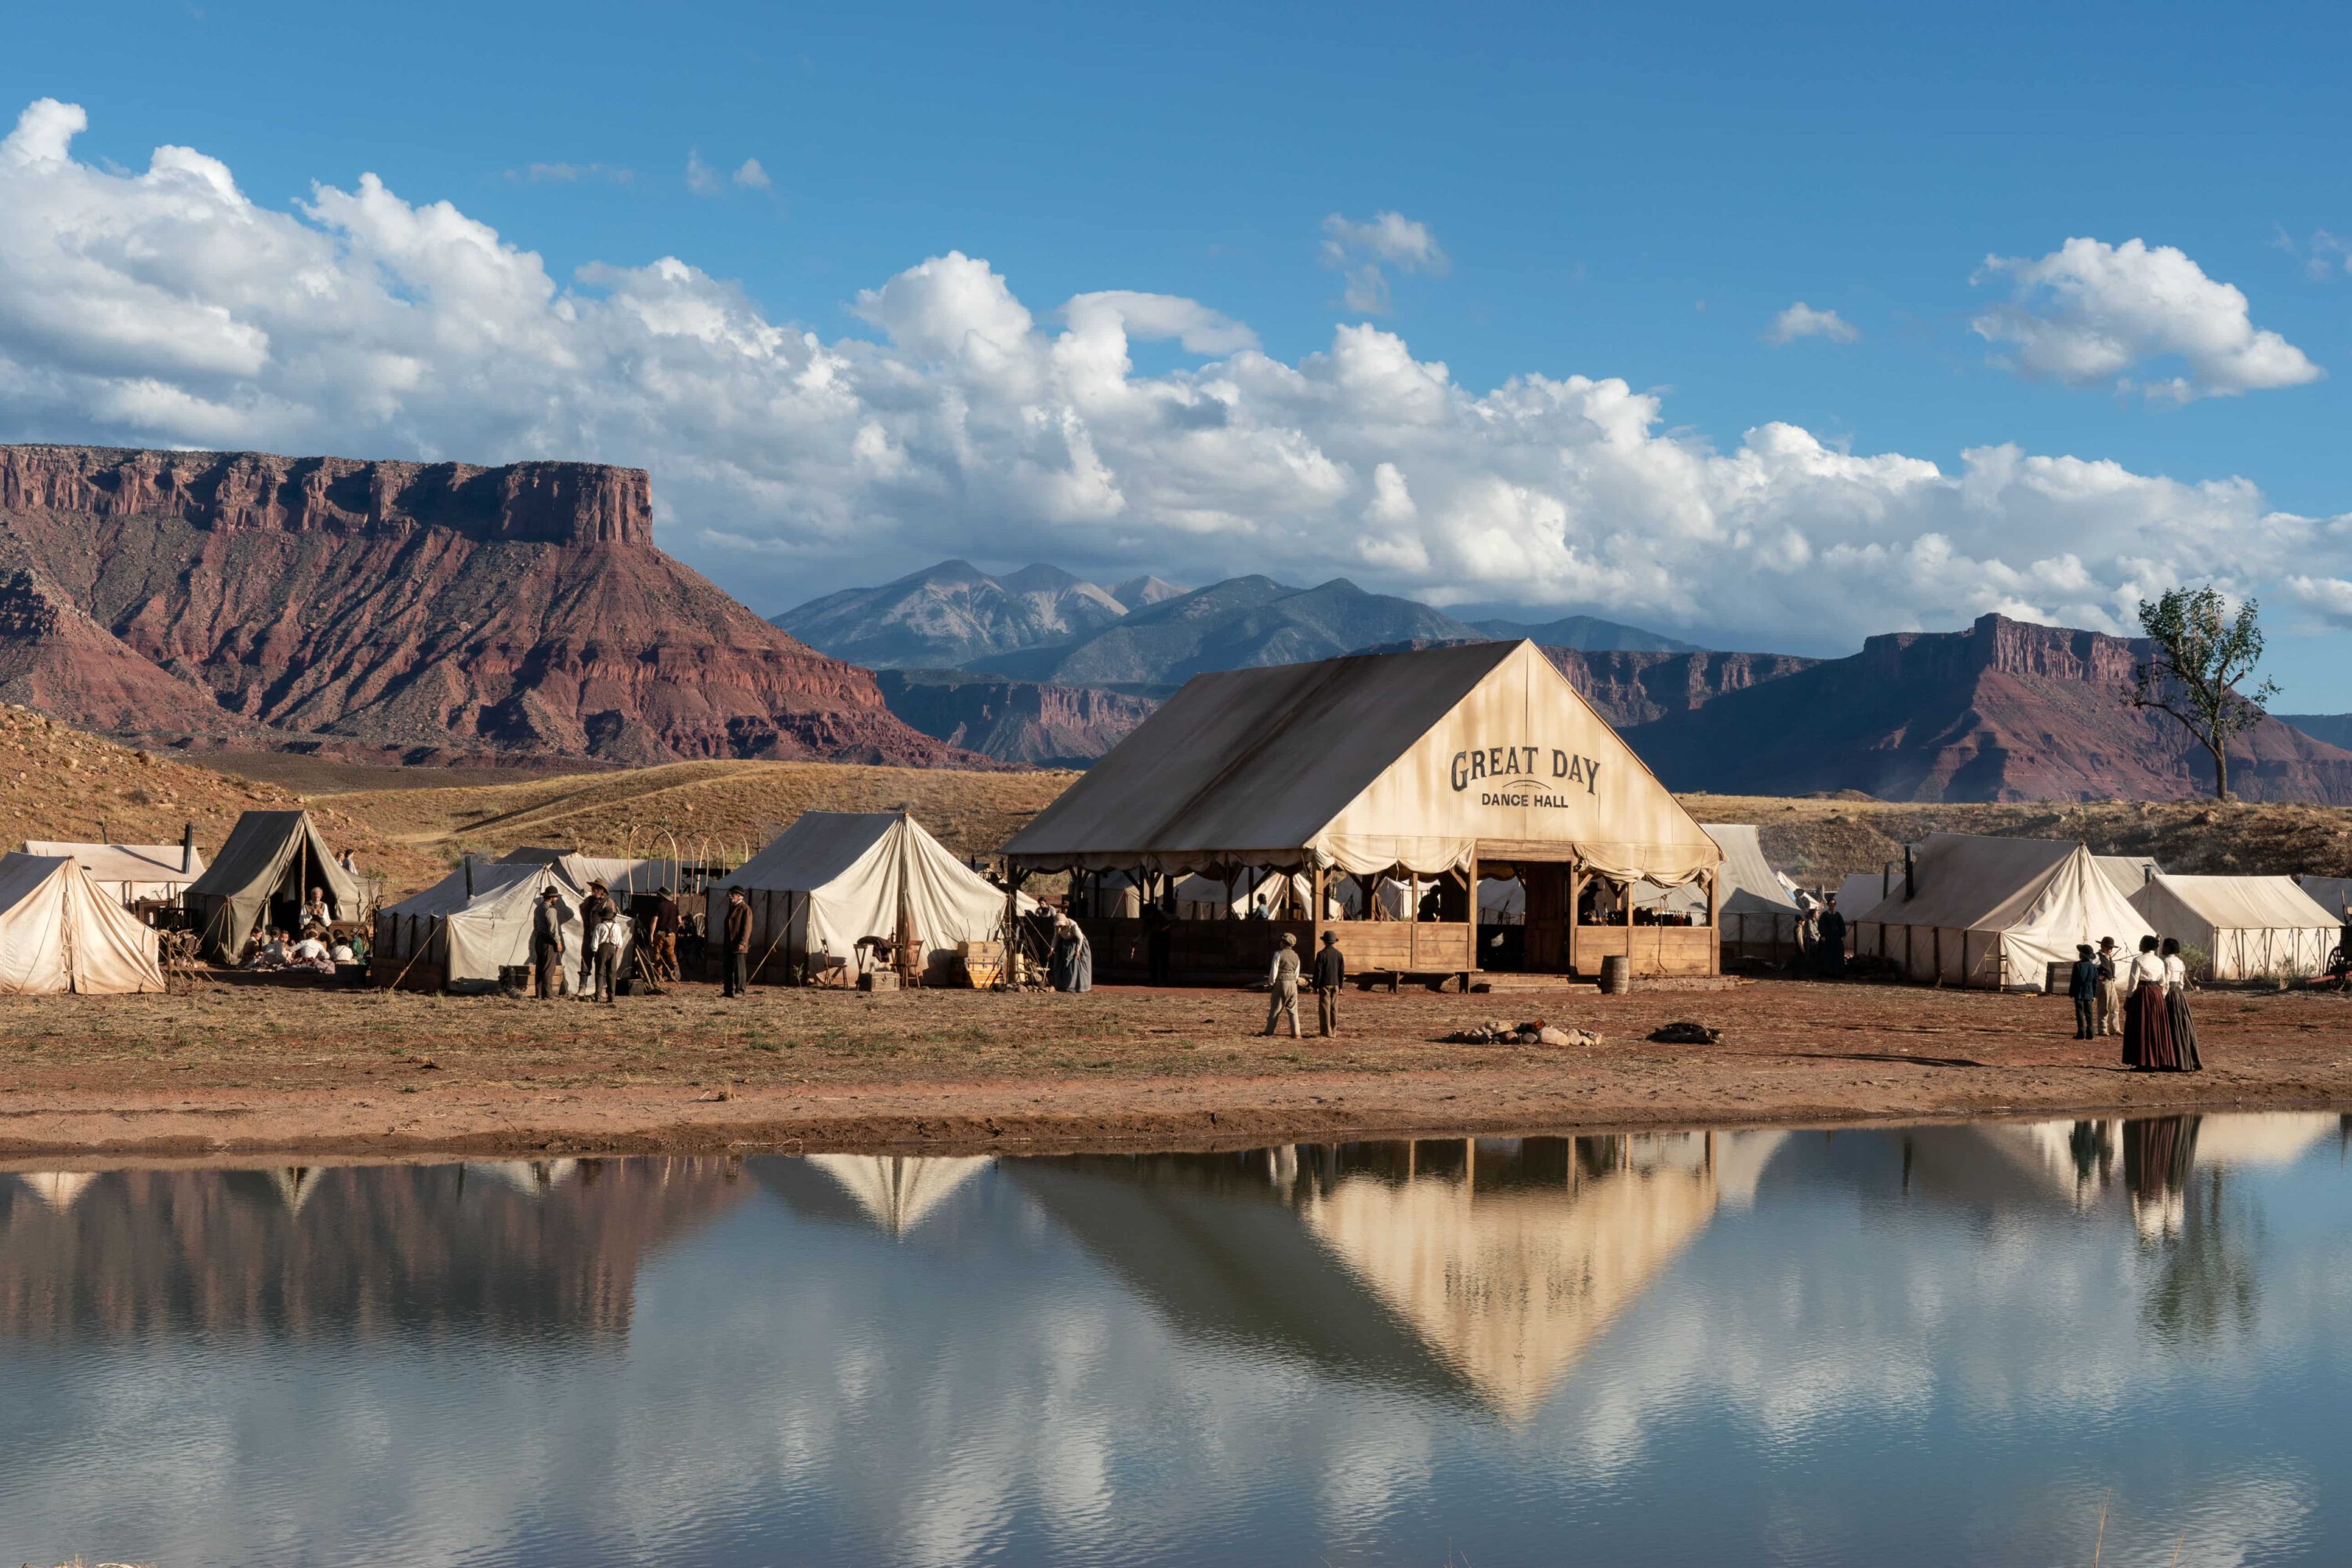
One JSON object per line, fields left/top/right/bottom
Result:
{"left": 2, "top": 979, "right": 2347, "bottom": 1164}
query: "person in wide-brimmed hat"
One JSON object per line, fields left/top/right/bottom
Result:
{"left": 1261, "top": 930, "right": 1303, "bottom": 1039}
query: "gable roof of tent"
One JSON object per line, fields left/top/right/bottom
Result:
{"left": 23, "top": 841, "right": 208, "bottom": 888}
{"left": 2129, "top": 873, "right": 2339, "bottom": 932}
{"left": 0, "top": 852, "right": 167, "bottom": 994}
{"left": 1857, "top": 833, "right": 2082, "bottom": 931}
{"left": 1003, "top": 641, "right": 1718, "bottom": 884}
{"left": 181, "top": 810, "right": 362, "bottom": 958}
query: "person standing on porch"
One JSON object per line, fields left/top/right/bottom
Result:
{"left": 1312, "top": 930, "right": 1345, "bottom": 1038}
{"left": 1262, "top": 931, "right": 1303, "bottom": 1038}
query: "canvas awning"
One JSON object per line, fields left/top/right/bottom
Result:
{"left": 1003, "top": 641, "right": 1719, "bottom": 887}
{"left": 0, "top": 853, "right": 167, "bottom": 994}
{"left": 182, "top": 811, "right": 362, "bottom": 961}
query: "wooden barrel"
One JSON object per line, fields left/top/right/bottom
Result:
{"left": 1599, "top": 955, "right": 1632, "bottom": 995}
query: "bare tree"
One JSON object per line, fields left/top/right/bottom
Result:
{"left": 2129, "top": 586, "right": 2278, "bottom": 800}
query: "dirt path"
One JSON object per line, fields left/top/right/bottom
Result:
{"left": 2, "top": 979, "right": 2347, "bottom": 1164}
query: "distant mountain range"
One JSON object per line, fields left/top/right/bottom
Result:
{"left": 776, "top": 560, "right": 1694, "bottom": 684}
{"left": 773, "top": 560, "right": 1183, "bottom": 670}
{"left": 2275, "top": 713, "right": 2352, "bottom": 750}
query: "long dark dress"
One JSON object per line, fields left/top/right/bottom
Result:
{"left": 2124, "top": 978, "right": 2176, "bottom": 1070}
{"left": 2165, "top": 984, "right": 2203, "bottom": 1071}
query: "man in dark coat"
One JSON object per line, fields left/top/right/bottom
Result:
{"left": 650, "top": 889, "right": 682, "bottom": 982}
{"left": 2067, "top": 942, "right": 2100, "bottom": 1040}
{"left": 1814, "top": 895, "right": 1846, "bottom": 978}
{"left": 1142, "top": 897, "right": 1174, "bottom": 985}
{"left": 1312, "top": 930, "right": 1346, "bottom": 1038}
{"left": 721, "top": 887, "right": 752, "bottom": 997}
{"left": 530, "top": 887, "right": 565, "bottom": 1000}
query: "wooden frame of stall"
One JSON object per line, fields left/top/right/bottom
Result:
{"left": 1045, "top": 843, "right": 1718, "bottom": 987}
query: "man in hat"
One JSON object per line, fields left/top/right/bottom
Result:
{"left": 2094, "top": 937, "right": 2124, "bottom": 1036}
{"left": 531, "top": 886, "right": 565, "bottom": 1000}
{"left": 1312, "top": 929, "right": 1346, "bottom": 1038}
{"left": 650, "top": 887, "right": 682, "bottom": 982}
{"left": 721, "top": 887, "right": 752, "bottom": 998}
{"left": 2067, "top": 942, "right": 2101, "bottom": 1040}
{"left": 1261, "top": 931, "right": 1303, "bottom": 1039}
{"left": 577, "top": 880, "right": 617, "bottom": 999}
{"left": 1813, "top": 894, "right": 1846, "bottom": 978}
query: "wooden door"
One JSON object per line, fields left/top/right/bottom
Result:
{"left": 1523, "top": 862, "right": 1569, "bottom": 971}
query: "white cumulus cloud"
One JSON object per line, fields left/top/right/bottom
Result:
{"left": 0, "top": 99, "right": 2347, "bottom": 648}
{"left": 1766, "top": 302, "right": 1860, "bottom": 345}
{"left": 732, "top": 158, "right": 771, "bottom": 191}
{"left": 1320, "top": 210, "right": 1446, "bottom": 314}
{"left": 1973, "top": 236, "right": 2321, "bottom": 401}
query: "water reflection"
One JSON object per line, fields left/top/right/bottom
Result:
{"left": 3, "top": 1113, "right": 2348, "bottom": 1567}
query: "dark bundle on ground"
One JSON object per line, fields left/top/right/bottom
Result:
{"left": 1650, "top": 1021, "right": 1723, "bottom": 1044}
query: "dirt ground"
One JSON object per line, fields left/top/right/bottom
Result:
{"left": 2, "top": 977, "right": 2347, "bottom": 1165}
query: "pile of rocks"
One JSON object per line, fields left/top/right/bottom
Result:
{"left": 1442, "top": 1018, "right": 1599, "bottom": 1047}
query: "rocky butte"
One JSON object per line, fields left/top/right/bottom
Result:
{"left": 0, "top": 445, "right": 980, "bottom": 768}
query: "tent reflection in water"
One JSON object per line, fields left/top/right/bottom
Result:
{"left": 0, "top": 852, "right": 167, "bottom": 994}
{"left": 1006, "top": 1131, "right": 1784, "bottom": 1423}
{"left": 716, "top": 811, "right": 1011, "bottom": 984}
{"left": 1004, "top": 641, "right": 1724, "bottom": 983}
{"left": 183, "top": 809, "right": 362, "bottom": 961}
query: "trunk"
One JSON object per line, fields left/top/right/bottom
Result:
{"left": 2209, "top": 736, "right": 2230, "bottom": 801}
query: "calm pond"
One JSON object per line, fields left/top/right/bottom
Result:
{"left": 5, "top": 1115, "right": 2350, "bottom": 1566}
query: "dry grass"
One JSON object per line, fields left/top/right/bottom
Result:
{"left": 1685, "top": 793, "right": 2352, "bottom": 887}
{"left": 0, "top": 705, "right": 441, "bottom": 892}
{"left": 318, "top": 759, "right": 1076, "bottom": 878}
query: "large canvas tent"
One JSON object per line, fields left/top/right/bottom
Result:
{"left": 183, "top": 811, "right": 363, "bottom": 962}
{"left": 1009, "top": 641, "right": 1722, "bottom": 981}
{"left": 2127, "top": 873, "right": 2340, "bottom": 981}
{"left": 1635, "top": 825, "right": 1804, "bottom": 960}
{"left": 24, "top": 840, "right": 207, "bottom": 906}
{"left": 374, "top": 860, "right": 600, "bottom": 993}
{"left": 715, "top": 811, "right": 1010, "bottom": 982}
{"left": 0, "top": 852, "right": 167, "bottom": 994}
{"left": 1853, "top": 833, "right": 2155, "bottom": 990}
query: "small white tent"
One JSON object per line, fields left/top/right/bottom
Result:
{"left": 24, "top": 840, "right": 207, "bottom": 906}
{"left": 1853, "top": 833, "right": 2154, "bottom": 991}
{"left": 2128, "top": 873, "right": 2340, "bottom": 981}
{"left": 0, "top": 853, "right": 167, "bottom": 994}
{"left": 717, "top": 811, "right": 1009, "bottom": 982}
{"left": 183, "top": 811, "right": 363, "bottom": 961}
{"left": 375, "top": 861, "right": 601, "bottom": 992}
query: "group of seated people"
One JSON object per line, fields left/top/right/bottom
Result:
{"left": 240, "top": 920, "right": 366, "bottom": 973}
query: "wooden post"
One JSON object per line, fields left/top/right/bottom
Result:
{"left": 1312, "top": 863, "right": 1327, "bottom": 931}
{"left": 1568, "top": 867, "right": 1585, "bottom": 978}
{"left": 1466, "top": 848, "right": 1480, "bottom": 979}
{"left": 1707, "top": 869, "right": 1721, "bottom": 977}
{"left": 1406, "top": 866, "right": 1419, "bottom": 969}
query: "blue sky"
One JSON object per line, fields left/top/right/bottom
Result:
{"left": 6, "top": 0, "right": 2352, "bottom": 702}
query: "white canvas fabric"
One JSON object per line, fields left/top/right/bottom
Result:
{"left": 2294, "top": 874, "right": 2352, "bottom": 921}
{"left": 717, "top": 812, "right": 1009, "bottom": 971}
{"left": 377, "top": 861, "right": 597, "bottom": 990}
{"left": 2128, "top": 873, "right": 2340, "bottom": 980}
{"left": 1854, "top": 833, "right": 2155, "bottom": 990}
{"left": 1003, "top": 641, "right": 1719, "bottom": 888}
{"left": 24, "top": 841, "right": 207, "bottom": 904}
{"left": 0, "top": 853, "right": 166, "bottom": 994}
{"left": 183, "top": 811, "right": 363, "bottom": 961}
{"left": 2095, "top": 855, "right": 2163, "bottom": 898}
{"left": 1835, "top": 871, "right": 1894, "bottom": 924}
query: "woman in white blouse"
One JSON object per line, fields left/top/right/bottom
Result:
{"left": 2122, "top": 935, "right": 2179, "bottom": 1069}
{"left": 2158, "top": 937, "right": 2203, "bottom": 1071}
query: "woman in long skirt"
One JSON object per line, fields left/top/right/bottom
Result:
{"left": 2122, "top": 935, "right": 2176, "bottom": 1070}
{"left": 2160, "top": 937, "right": 2203, "bottom": 1071}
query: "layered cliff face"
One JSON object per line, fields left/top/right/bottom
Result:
{"left": 874, "top": 670, "right": 1160, "bottom": 767}
{"left": 0, "top": 444, "right": 982, "bottom": 768}
{"left": 1629, "top": 613, "right": 2352, "bottom": 803}
{"left": 1546, "top": 647, "right": 1819, "bottom": 729}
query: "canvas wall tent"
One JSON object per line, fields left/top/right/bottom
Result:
{"left": 24, "top": 840, "right": 207, "bottom": 906}
{"left": 2126, "top": 873, "right": 2340, "bottom": 981}
{"left": 0, "top": 853, "right": 167, "bottom": 994}
{"left": 182, "top": 811, "right": 363, "bottom": 961}
{"left": 715, "top": 811, "right": 1011, "bottom": 982}
{"left": 1006, "top": 641, "right": 1722, "bottom": 980}
{"left": 2096, "top": 855, "right": 2163, "bottom": 898}
{"left": 1853, "top": 833, "right": 2155, "bottom": 990}
{"left": 374, "top": 861, "right": 606, "bottom": 993}
{"left": 1635, "top": 825, "right": 1804, "bottom": 959}
{"left": 2294, "top": 874, "right": 2352, "bottom": 922}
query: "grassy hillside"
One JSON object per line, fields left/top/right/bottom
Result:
{"left": 1686, "top": 793, "right": 2352, "bottom": 888}
{"left": 0, "top": 706, "right": 442, "bottom": 893}
{"left": 319, "top": 758, "right": 1078, "bottom": 876}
